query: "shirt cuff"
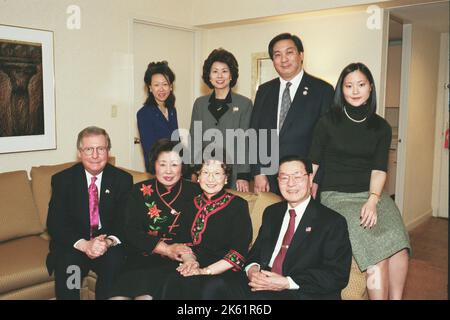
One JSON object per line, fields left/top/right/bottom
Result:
{"left": 73, "top": 239, "right": 84, "bottom": 250}
{"left": 236, "top": 173, "right": 250, "bottom": 181}
{"left": 245, "top": 263, "right": 261, "bottom": 276}
{"left": 286, "top": 276, "right": 300, "bottom": 290}
{"left": 107, "top": 235, "right": 121, "bottom": 246}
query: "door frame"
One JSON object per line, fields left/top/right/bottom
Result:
{"left": 393, "top": 23, "right": 412, "bottom": 216}
{"left": 126, "top": 15, "right": 201, "bottom": 171}
{"left": 431, "top": 32, "right": 449, "bottom": 218}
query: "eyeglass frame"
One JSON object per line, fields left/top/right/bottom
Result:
{"left": 198, "top": 170, "right": 226, "bottom": 180}
{"left": 277, "top": 172, "right": 309, "bottom": 185}
{"left": 79, "top": 146, "right": 109, "bottom": 156}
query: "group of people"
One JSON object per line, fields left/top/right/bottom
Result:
{"left": 46, "top": 32, "right": 411, "bottom": 300}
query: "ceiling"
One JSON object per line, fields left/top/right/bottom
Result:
{"left": 389, "top": 1, "right": 449, "bottom": 33}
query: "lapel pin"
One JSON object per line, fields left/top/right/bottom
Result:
{"left": 232, "top": 106, "right": 239, "bottom": 112}
{"left": 105, "top": 189, "right": 110, "bottom": 194}
{"left": 305, "top": 227, "right": 312, "bottom": 232}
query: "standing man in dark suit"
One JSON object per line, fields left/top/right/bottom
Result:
{"left": 250, "top": 33, "right": 334, "bottom": 194}
{"left": 244, "top": 156, "right": 351, "bottom": 300}
{"left": 46, "top": 126, "right": 133, "bottom": 300}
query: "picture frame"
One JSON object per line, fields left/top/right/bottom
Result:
{"left": 251, "top": 52, "right": 278, "bottom": 100}
{"left": 0, "top": 24, "right": 55, "bottom": 154}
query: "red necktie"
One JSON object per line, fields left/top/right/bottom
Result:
{"left": 271, "top": 209, "right": 296, "bottom": 275}
{"left": 88, "top": 176, "right": 99, "bottom": 238}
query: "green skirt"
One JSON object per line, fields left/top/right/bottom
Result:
{"left": 321, "top": 191, "right": 411, "bottom": 272}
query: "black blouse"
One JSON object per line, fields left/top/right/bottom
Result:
{"left": 207, "top": 91, "right": 232, "bottom": 122}
{"left": 309, "top": 109, "right": 392, "bottom": 193}
{"left": 178, "top": 189, "right": 253, "bottom": 271}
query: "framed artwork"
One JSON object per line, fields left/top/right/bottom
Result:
{"left": 251, "top": 52, "right": 278, "bottom": 100}
{"left": 0, "top": 24, "right": 55, "bottom": 153}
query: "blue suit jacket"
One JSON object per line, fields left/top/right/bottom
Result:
{"left": 137, "top": 104, "right": 179, "bottom": 171}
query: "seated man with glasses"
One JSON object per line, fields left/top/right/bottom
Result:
{"left": 46, "top": 126, "right": 133, "bottom": 299}
{"left": 241, "top": 155, "right": 352, "bottom": 300}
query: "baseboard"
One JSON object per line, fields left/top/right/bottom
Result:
{"left": 405, "top": 209, "right": 433, "bottom": 231}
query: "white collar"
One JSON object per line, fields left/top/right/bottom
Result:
{"left": 287, "top": 195, "right": 311, "bottom": 216}
{"left": 279, "top": 69, "right": 304, "bottom": 88}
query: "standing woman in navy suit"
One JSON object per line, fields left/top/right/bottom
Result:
{"left": 137, "top": 61, "right": 179, "bottom": 172}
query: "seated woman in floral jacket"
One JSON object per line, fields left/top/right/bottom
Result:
{"left": 158, "top": 152, "right": 253, "bottom": 299}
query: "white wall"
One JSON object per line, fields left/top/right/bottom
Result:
{"left": 402, "top": 24, "right": 441, "bottom": 228}
{"left": 191, "top": 0, "right": 389, "bottom": 26}
{"left": 199, "top": 10, "right": 385, "bottom": 102}
{"left": 0, "top": 0, "right": 192, "bottom": 174}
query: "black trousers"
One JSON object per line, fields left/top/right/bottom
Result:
{"left": 160, "top": 270, "right": 340, "bottom": 300}
{"left": 54, "top": 245, "right": 125, "bottom": 300}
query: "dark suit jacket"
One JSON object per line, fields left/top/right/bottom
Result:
{"left": 46, "top": 163, "right": 133, "bottom": 274}
{"left": 246, "top": 198, "right": 352, "bottom": 300}
{"left": 250, "top": 72, "right": 334, "bottom": 177}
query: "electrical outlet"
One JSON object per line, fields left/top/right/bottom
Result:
{"left": 111, "top": 105, "right": 118, "bottom": 118}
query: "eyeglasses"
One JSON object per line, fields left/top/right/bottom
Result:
{"left": 199, "top": 171, "right": 225, "bottom": 180}
{"left": 278, "top": 173, "right": 308, "bottom": 185}
{"left": 80, "top": 146, "right": 108, "bottom": 156}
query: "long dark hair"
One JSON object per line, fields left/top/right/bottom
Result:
{"left": 144, "top": 61, "right": 176, "bottom": 108}
{"left": 331, "top": 62, "right": 379, "bottom": 129}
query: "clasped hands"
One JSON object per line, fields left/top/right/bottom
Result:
{"left": 247, "top": 266, "right": 289, "bottom": 291}
{"left": 79, "top": 234, "right": 114, "bottom": 259}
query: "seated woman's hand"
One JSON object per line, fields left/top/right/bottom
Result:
{"left": 177, "top": 260, "right": 200, "bottom": 277}
{"left": 165, "top": 243, "right": 193, "bottom": 261}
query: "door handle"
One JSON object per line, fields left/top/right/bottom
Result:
{"left": 134, "top": 137, "right": 141, "bottom": 144}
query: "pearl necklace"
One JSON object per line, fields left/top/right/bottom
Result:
{"left": 344, "top": 106, "right": 367, "bottom": 123}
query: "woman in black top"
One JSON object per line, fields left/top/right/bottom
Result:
{"left": 158, "top": 153, "right": 253, "bottom": 299}
{"left": 110, "top": 139, "right": 200, "bottom": 300}
{"left": 309, "top": 63, "right": 410, "bottom": 300}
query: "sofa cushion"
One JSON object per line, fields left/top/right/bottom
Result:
{"left": 0, "top": 171, "right": 44, "bottom": 242}
{"left": 227, "top": 189, "right": 257, "bottom": 213}
{"left": 227, "top": 190, "right": 282, "bottom": 245}
{"left": 250, "top": 192, "right": 282, "bottom": 242}
{"left": 30, "top": 162, "right": 77, "bottom": 228}
{"left": 119, "top": 167, "right": 153, "bottom": 184}
{"left": 341, "top": 257, "right": 368, "bottom": 300}
{"left": 0, "top": 236, "right": 53, "bottom": 294}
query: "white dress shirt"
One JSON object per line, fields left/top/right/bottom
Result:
{"left": 246, "top": 196, "right": 311, "bottom": 290}
{"left": 73, "top": 170, "right": 121, "bottom": 248}
{"left": 276, "top": 69, "right": 304, "bottom": 134}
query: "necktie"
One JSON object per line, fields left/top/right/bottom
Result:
{"left": 88, "top": 176, "right": 99, "bottom": 238}
{"left": 271, "top": 209, "right": 296, "bottom": 275}
{"left": 278, "top": 81, "right": 292, "bottom": 130}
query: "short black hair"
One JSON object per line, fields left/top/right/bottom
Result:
{"left": 278, "top": 155, "right": 312, "bottom": 174}
{"left": 148, "top": 138, "right": 185, "bottom": 175}
{"left": 202, "top": 48, "right": 239, "bottom": 89}
{"left": 268, "top": 33, "right": 304, "bottom": 60}
{"left": 144, "top": 61, "right": 176, "bottom": 108}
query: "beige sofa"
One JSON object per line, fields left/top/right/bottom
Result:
{"left": 0, "top": 161, "right": 367, "bottom": 300}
